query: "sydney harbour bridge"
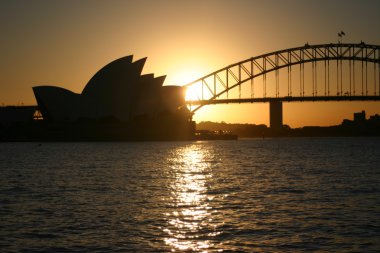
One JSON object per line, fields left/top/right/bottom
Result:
{"left": 184, "top": 43, "right": 380, "bottom": 128}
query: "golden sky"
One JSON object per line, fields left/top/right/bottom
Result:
{"left": 1, "top": 0, "right": 379, "bottom": 127}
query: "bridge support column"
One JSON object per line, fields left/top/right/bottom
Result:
{"left": 269, "top": 101, "right": 283, "bottom": 129}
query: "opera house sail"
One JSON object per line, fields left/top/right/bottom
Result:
{"left": 2, "top": 56, "right": 195, "bottom": 141}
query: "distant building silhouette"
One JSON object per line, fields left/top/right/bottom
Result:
{"left": 0, "top": 106, "right": 36, "bottom": 126}
{"left": 369, "top": 114, "right": 380, "bottom": 121}
{"left": 354, "top": 110, "right": 366, "bottom": 122}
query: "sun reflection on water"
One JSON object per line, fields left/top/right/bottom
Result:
{"left": 164, "top": 144, "right": 221, "bottom": 252}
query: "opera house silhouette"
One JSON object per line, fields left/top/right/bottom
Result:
{"left": 2, "top": 56, "right": 195, "bottom": 141}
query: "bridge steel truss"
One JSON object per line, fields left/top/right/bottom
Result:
{"left": 184, "top": 43, "right": 380, "bottom": 113}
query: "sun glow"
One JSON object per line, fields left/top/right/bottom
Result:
{"left": 167, "top": 68, "right": 204, "bottom": 101}
{"left": 185, "top": 85, "right": 202, "bottom": 101}
{"left": 172, "top": 70, "right": 200, "bottom": 86}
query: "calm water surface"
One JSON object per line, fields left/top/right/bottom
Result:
{"left": 1, "top": 138, "right": 380, "bottom": 252}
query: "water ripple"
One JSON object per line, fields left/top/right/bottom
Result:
{"left": 1, "top": 138, "right": 380, "bottom": 252}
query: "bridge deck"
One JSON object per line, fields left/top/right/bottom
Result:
{"left": 186, "top": 96, "right": 380, "bottom": 105}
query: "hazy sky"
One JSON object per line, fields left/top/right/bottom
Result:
{"left": 1, "top": 0, "right": 379, "bottom": 127}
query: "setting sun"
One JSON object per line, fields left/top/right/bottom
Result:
{"left": 166, "top": 68, "right": 204, "bottom": 101}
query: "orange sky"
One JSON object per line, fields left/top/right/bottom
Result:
{"left": 1, "top": 0, "right": 379, "bottom": 127}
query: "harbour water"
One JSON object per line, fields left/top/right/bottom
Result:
{"left": 1, "top": 137, "right": 380, "bottom": 252}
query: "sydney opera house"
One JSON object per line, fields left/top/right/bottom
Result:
{"left": 1, "top": 56, "right": 195, "bottom": 141}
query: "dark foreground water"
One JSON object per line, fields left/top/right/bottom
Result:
{"left": 1, "top": 137, "right": 380, "bottom": 252}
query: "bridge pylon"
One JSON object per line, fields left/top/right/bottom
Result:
{"left": 269, "top": 101, "right": 283, "bottom": 130}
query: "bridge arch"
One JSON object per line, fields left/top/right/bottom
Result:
{"left": 184, "top": 43, "right": 380, "bottom": 113}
